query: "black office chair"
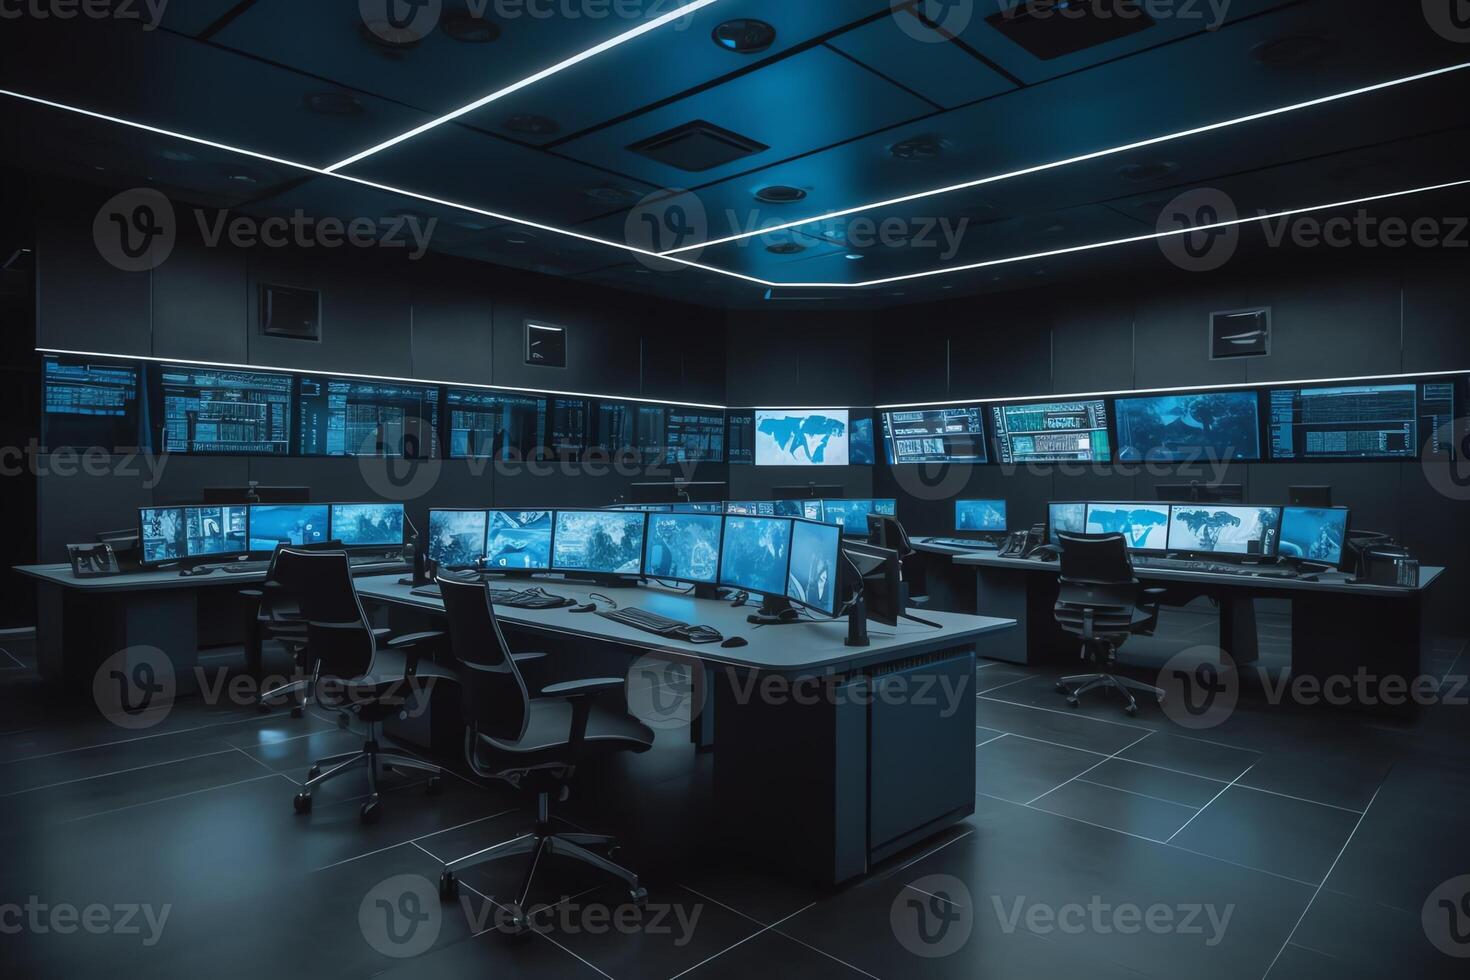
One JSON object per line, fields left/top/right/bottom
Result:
{"left": 282, "top": 548, "right": 452, "bottom": 822}
{"left": 243, "top": 545, "right": 314, "bottom": 716}
{"left": 1052, "top": 533, "right": 1166, "bottom": 717}
{"left": 433, "top": 576, "right": 652, "bottom": 931}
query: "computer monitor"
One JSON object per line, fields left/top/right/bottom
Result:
{"left": 773, "top": 499, "right": 824, "bottom": 521}
{"left": 787, "top": 518, "right": 843, "bottom": 617}
{"left": 726, "top": 412, "right": 755, "bottom": 465}
{"left": 139, "top": 505, "right": 249, "bottom": 565}
{"left": 726, "top": 500, "right": 775, "bottom": 516}
{"left": 820, "top": 499, "right": 879, "bottom": 537}
{"left": 991, "top": 399, "right": 1111, "bottom": 464}
{"left": 609, "top": 504, "right": 673, "bottom": 513}
{"left": 151, "top": 364, "right": 294, "bottom": 455}
{"left": 718, "top": 515, "right": 793, "bottom": 598}
{"left": 298, "top": 378, "right": 439, "bottom": 458}
{"left": 1114, "top": 391, "right": 1262, "bottom": 462}
{"left": 445, "top": 389, "right": 546, "bottom": 460}
{"left": 427, "top": 509, "right": 488, "bottom": 569}
{"left": 329, "top": 503, "right": 405, "bottom": 548}
{"left": 755, "top": 409, "right": 850, "bottom": 466}
{"left": 842, "top": 540, "right": 904, "bottom": 628}
{"left": 1084, "top": 502, "right": 1171, "bottom": 551}
{"left": 42, "top": 354, "right": 141, "bottom": 451}
{"left": 1267, "top": 380, "right": 1457, "bottom": 460}
{"left": 671, "top": 502, "right": 724, "bottom": 514}
{"left": 1047, "top": 502, "right": 1087, "bottom": 546}
{"left": 594, "top": 401, "right": 665, "bottom": 459}
{"left": 881, "top": 405, "right": 988, "bottom": 464}
{"left": 1278, "top": 507, "right": 1350, "bottom": 569}
{"left": 485, "top": 510, "right": 553, "bottom": 571}
{"left": 955, "top": 499, "right": 1007, "bottom": 533}
{"left": 644, "top": 512, "right": 723, "bottom": 585}
{"left": 850, "top": 414, "right": 877, "bottom": 466}
{"left": 248, "top": 504, "right": 330, "bottom": 552}
{"left": 551, "top": 510, "right": 646, "bottom": 577}
{"left": 664, "top": 409, "right": 726, "bottom": 463}
{"left": 1167, "top": 504, "right": 1283, "bottom": 557}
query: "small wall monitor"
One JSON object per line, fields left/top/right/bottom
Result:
{"left": 329, "top": 503, "right": 405, "bottom": 548}
{"left": 1167, "top": 504, "right": 1283, "bottom": 557}
{"left": 1084, "top": 502, "right": 1171, "bottom": 551}
{"left": 991, "top": 399, "right": 1111, "bottom": 463}
{"left": 850, "top": 414, "right": 877, "bottom": 465}
{"left": 153, "top": 363, "right": 294, "bottom": 455}
{"left": 787, "top": 518, "right": 842, "bottom": 617}
{"left": 718, "top": 515, "right": 793, "bottom": 597}
{"left": 445, "top": 389, "right": 546, "bottom": 460}
{"left": 1278, "top": 507, "right": 1349, "bottom": 568}
{"left": 298, "top": 377, "right": 439, "bottom": 458}
{"left": 42, "top": 354, "right": 141, "bottom": 451}
{"left": 955, "top": 499, "right": 1007, "bottom": 532}
{"left": 754, "top": 409, "right": 850, "bottom": 466}
{"left": 139, "top": 505, "right": 248, "bottom": 564}
{"left": 248, "top": 504, "right": 329, "bottom": 552}
{"left": 427, "top": 509, "right": 488, "bottom": 569}
{"left": 552, "top": 509, "right": 646, "bottom": 576}
{"left": 644, "top": 512, "right": 723, "bottom": 585}
{"left": 726, "top": 412, "right": 755, "bottom": 465}
{"left": 1048, "top": 502, "right": 1087, "bottom": 545}
{"left": 486, "top": 510, "right": 553, "bottom": 571}
{"left": 1267, "top": 380, "right": 1457, "bottom": 460}
{"left": 882, "top": 405, "right": 988, "bottom": 464}
{"left": 1114, "top": 390, "right": 1262, "bottom": 462}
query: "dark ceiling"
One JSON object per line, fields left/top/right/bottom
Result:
{"left": 1, "top": 0, "right": 1466, "bottom": 309}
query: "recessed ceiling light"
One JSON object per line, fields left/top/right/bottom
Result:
{"left": 844, "top": 253, "right": 864, "bottom": 260}
{"left": 1117, "top": 161, "right": 1177, "bottom": 182}
{"left": 304, "top": 92, "right": 364, "bottom": 116}
{"left": 767, "top": 241, "right": 806, "bottom": 254}
{"left": 504, "top": 113, "right": 560, "bottom": 136}
{"left": 712, "top": 19, "right": 776, "bottom": 54}
{"left": 754, "top": 185, "right": 808, "bottom": 204}
{"left": 889, "top": 134, "right": 949, "bottom": 161}
{"left": 441, "top": 13, "right": 500, "bottom": 43}
{"left": 583, "top": 185, "right": 641, "bottom": 205}
{"left": 1252, "top": 35, "right": 1337, "bottom": 69}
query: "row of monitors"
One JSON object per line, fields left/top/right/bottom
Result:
{"left": 427, "top": 509, "right": 847, "bottom": 617}
{"left": 138, "top": 502, "right": 405, "bottom": 566}
{"left": 882, "top": 376, "right": 1462, "bottom": 465}
{"left": 1047, "top": 501, "right": 1351, "bottom": 567}
{"left": 608, "top": 499, "right": 896, "bottom": 534}
{"left": 43, "top": 356, "right": 727, "bottom": 463}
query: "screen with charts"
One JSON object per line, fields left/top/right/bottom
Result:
{"left": 718, "top": 515, "right": 792, "bottom": 596}
{"left": 726, "top": 413, "right": 755, "bottom": 465}
{"left": 297, "top": 378, "right": 439, "bottom": 458}
{"left": 787, "top": 519, "right": 842, "bottom": 617}
{"left": 991, "top": 399, "right": 1111, "bottom": 464}
{"left": 548, "top": 398, "right": 588, "bottom": 456}
{"left": 882, "top": 406, "right": 989, "bottom": 464}
{"left": 594, "top": 402, "right": 666, "bottom": 459}
{"left": 644, "top": 512, "right": 722, "bottom": 584}
{"left": 485, "top": 510, "right": 553, "bottom": 570}
{"left": 850, "top": 414, "right": 876, "bottom": 465}
{"left": 153, "top": 365, "right": 293, "bottom": 455}
{"left": 552, "top": 510, "right": 645, "bottom": 575}
{"left": 330, "top": 503, "right": 404, "bottom": 548}
{"left": 1048, "top": 502, "right": 1087, "bottom": 545}
{"left": 956, "top": 499, "right": 1007, "bottom": 532}
{"left": 755, "top": 409, "right": 850, "bottom": 466}
{"left": 444, "top": 390, "right": 545, "bottom": 460}
{"left": 42, "top": 355, "right": 142, "bottom": 451}
{"left": 1278, "top": 507, "right": 1348, "bottom": 567}
{"left": 1268, "top": 381, "right": 1457, "bottom": 460}
{"left": 428, "top": 510, "right": 487, "bottom": 568}
{"left": 665, "top": 410, "right": 726, "bottom": 463}
{"left": 1114, "top": 391, "right": 1261, "bottom": 462}
{"left": 1168, "top": 505, "right": 1282, "bottom": 556}
{"left": 247, "top": 504, "right": 329, "bottom": 552}
{"left": 1085, "top": 502, "right": 1171, "bottom": 551}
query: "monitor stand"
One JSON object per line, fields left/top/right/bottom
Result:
{"left": 692, "top": 583, "right": 724, "bottom": 600}
{"left": 746, "top": 594, "right": 800, "bottom": 625}
{"left": 844, "top": 592, "right": 870, "bottom": 647}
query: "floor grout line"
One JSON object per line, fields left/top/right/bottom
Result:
{"left": 0, "top": 647, "right": 28, "bottom": 668}
{"left": 0, "top": 710, "right": 285, "bottom": 765}
{"left": 0, "top": 747, "right": 239, "bottom": 797}
{"left": 452, "top": 876, "right": 615, "bottom": 980}
{"left": 1072, "top": 777, "right": 1201, "bottom": 811}
{"left": 314, "top": 807, "right": 521, "bottom": 872}
{"left": 979, "top": 695, "right": 1155, "bottom": 731}
{"left": 1261, "top": 782, "right": 1385, "bottom": 980}
{"left": 975, "top": 732, "right": 1006, "bottom": 748}
{"left": 1026, "top": 731, "right": 1154, "bottom": 807}
{"left": 1165, "top": 762, "right": 1257, "bottom": 844}
{"left": 974, "top": 676, "right": 1032, "bottom": 696}
{"left": 667, "top": 902, "right": 817, "bottom": 980}
{"left": 63, "top": 772, "right": 288, "bottom": 823}
{"left": 677, "top": 885, "right": 882, "bottom": 980}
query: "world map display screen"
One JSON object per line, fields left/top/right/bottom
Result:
{"left": 754, "top": 409, "right": 850, "bottom": 466}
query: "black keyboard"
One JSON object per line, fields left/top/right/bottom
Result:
{"left": 597, "top": 607, "right": 723, "bottom": 643}
{"left": 928, "top": 537, "right": 999, "bottom": 550}
{"left": 219, "top": 560, "right": 272, "bottom": 574}
{"left": 1134, "top": 557, "right": 1297, "bottom": 578}
{"left": 410, "top": 584, "right": 570, "bottom": 608}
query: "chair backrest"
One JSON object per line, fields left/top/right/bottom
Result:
{"left": 1054, "top": 533, "right": 1139, "bottom": 638}
{"left": 438, "top": 577, "right": 531, "bottom": 744}
{"left": 278, "top": 548, "right": 376, "bottom": 681}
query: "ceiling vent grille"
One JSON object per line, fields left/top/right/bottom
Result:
{"left": 628, "top": 121, "right": 768, "bottom": 172}
{"left": 985, "top": 0, "right": 1155, "bottom": 60}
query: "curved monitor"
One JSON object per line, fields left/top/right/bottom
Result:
{"left": 248, "top": 504, "right": 329, "bottom": 552}
{"left": 718, "top": 516, "right": 792, "bottom": 597}
{"left": 787, "top": 519, "right": 842, "bottom": 617}
{"left": 644, "top": 512, "right": 723, "bottom": 585}
{"left": 551, "top": 510, "right": 646, "bottom": 576}
{"left": 1167, "top": 505, "right": 1283, "bottom": 557}
{"left": 1085, "top": 502, "right": 1170, "bottom": 551}
{"left": 486, "top": 510, "right": 553, "bottom": 571}
{"left": 427, "top": 510, "right": 487, "bottom": 569}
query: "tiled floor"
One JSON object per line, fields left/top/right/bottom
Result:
{"left": 1, "top": 622, "right": 1468, "bottom": 980}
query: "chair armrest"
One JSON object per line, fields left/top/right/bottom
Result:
{"left": 539, "top": 677, "right": 623, "bottom": 698}
{"left": 239, "top": 589, "right": 264, "bottom": 599}
{"left": 513, "top": 651, "right": 547, "bottom": 663}
{"left": 388, "top": 630, "right": 444, "bottom": 650}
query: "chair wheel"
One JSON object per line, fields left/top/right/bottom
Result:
{"left": 426, "top": 776, "right": 443, "bottom": 796}
{"left": 1066, "top": 697, "right": 1079, "bottom": 708}
{"left": 1054, "top": 681, "right": 1068, "bottom": 694}
{"left": 293, "top": 792, "right": 312, "bottom": 814}
{"left": 630, "top": 887, "right": 648, "bottom": 909}
{"left": 307, "top": 765, "right": 321, "bottom": 779}
{"left": 290, "top": 706, "right": 304, "bottom": 719}
{"left": 1125, "top": 705, "right": 1138, "bottom": 717}
{"left": 360, "top": 799, "right": 380, "bottom": 823}
{"left": 439, "top": 870, "right": 458, "bottom": 901}
{"left": 502, "top": 903, "right": 530, "bottom": 936}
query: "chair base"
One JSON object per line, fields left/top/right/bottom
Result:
{"left": 1057, "top": 673, "right": 1165, "bottom": 717}
{"left": 291, "top": 725, "right": 442, "bottom": 822}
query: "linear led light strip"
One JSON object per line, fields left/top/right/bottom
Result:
{"left": 661, "top": 61, "right": 1470, "bottom": 256}
{"left": 875, "top": 369, "right": 1470, "bottom": 411}
{"left": 0, "top": 87, "right": 770, "bottom": 288}
{"left": 34, "top": 348, "right": 726, "bottom": 410}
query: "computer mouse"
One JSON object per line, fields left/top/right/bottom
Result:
{"left": 569, "top": 603, "right": 596, "bottom": 613}
{"left": 720, "top": 636, "right": 749, "bottom": 648}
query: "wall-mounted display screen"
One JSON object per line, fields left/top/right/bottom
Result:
{"left": 297, "top": 378, "right": 439, "bottom": 457}
{"left": 153, "top": 364, "right": 294, "bottom": 455}
{"left": 1268, "top": 382, "right": 1457, "bottom": 460}
{"left": 445, "top": 389, "right": 546, "bottom": 460}
{"left": 665, "top": 410, "right": 726, "bottom": 463}
{"left": 755, "top": 409, "right": 850, "bottom": 466}
{"left": 1084, "top": 502, "right": 1170, "bottom": 551}
{"left": 726, "top": 412, "right": 755, "bottom": 465}
{"left": 1115, "top": 391, "right": 1261, "bottom": 462}
{"left": 594, "top": 402, "right": 665, "bottom": 459}
{"left": 991, "top": 399, "right": 1110, "bottom": 464}
{"left": 548, "top": 398, "right": 588, "bottom": 456}
{"left": 42, "top": 355, "right": 142, "bottom": 451}
{"left": 1167, "top": 505, "right": 1282, "bottom": 556}
{"left": 882, "top": 406, "right": 988, "bottom": 464}
{"left": 850, "top": 414, "right": 876, "bottom": 465}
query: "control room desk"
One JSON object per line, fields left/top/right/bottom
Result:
{"left": 354, "top": 576, "right": 1016, "bottom": 886}
{"left": 936, "top": 551, "right": 1443, "bottom": 691}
